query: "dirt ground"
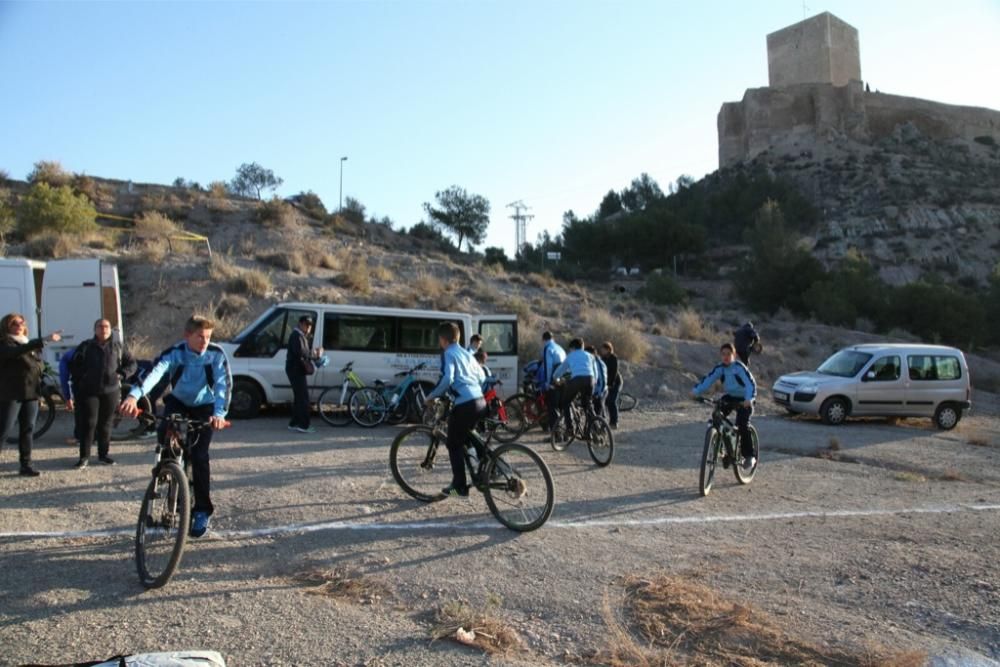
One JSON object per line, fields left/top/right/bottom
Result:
{"left": 1, "top": 400, "right": 998, "bottom": 667}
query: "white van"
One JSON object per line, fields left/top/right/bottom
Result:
{"left": 0, "top": 258, "right": 124, "bottom": 364}
{"left": 218, "top": 302, "right": 518, "bottom": 419}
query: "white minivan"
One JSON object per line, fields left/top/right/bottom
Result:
{"left": 218, "top": 302, "right": 518, "bottom": 419}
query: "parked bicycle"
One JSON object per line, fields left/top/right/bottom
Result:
{"left": 317, "top": 361, "right": 367, "bottom": 427}
{"left": 617, "top": 391, "right": 638, "bottom": 412}
{"left": 696, "top": 396, "right": 758, "bottom": 496}
{"left": 389, "top": 422, "right": 555, "bottom": 531}
{"left": 134, "top": 414, "right": 229, "bottom": 589}
{"left": 347, "top": 362, "right": 430, "bottom": 428}
{"left": 548, "top": 382, "right": 615, "bottom": 467}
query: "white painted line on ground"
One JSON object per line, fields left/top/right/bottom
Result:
{"left": 1, "top": 503, "right": 997, "bottom": 542}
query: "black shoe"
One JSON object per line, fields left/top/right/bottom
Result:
{"left": 74, "top": 458, "right": 89, "bottom": 469}
{"left": 441, "top": 484, "right": 470, "bottom": 498}
{"left": 98, "top": 456, "right": 116, "bottom": 466}
{"left": 19, "top": 466, "right": 40, "bottom": 477}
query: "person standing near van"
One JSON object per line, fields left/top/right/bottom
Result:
{"left": 0, "top": 312, "right": 61, "bottom": 476}
{"left": 286, "top": 315, "right": 319, "bottom": 434}
{"left": 467, "top": 334, "right": 483, "bottom": 354}
{"left": 600, "top": 342, "right": 623, "bottom": 429}
{"left": 69, "top": 319, "right": 136, "bottom": 468}
{"left": 733, "top": 322, "right": 760, "bottom": 367}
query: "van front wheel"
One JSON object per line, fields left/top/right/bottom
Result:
{"left": 933, "top": 404, "right": 961, "bottom": 430}
{"left": 820, "top": 397, "right": 849, "bottom": 426}
{"left": 230, "top": 379, "right": 263, "bottom": 419}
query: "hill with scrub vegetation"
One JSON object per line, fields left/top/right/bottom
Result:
{"left": 1, "top": 159, "right": 1000, "bottom": 407}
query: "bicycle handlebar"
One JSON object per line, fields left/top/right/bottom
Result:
{"left": 137, "top": 410, "right": 231, "bottom": 430}
{"left": 340, "top": 361, "right": 354, "bottom": 373}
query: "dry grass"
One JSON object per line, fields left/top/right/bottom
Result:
{"left": 230, "top": 267, "right": 272, "bottom": 298}
{"left": 24, "top": 232, "right": 79, "bottom": 259}
{"left": 414, "top": 272, "right": 445, "bottom": 298}
{"left": 430, "top": 599, "right": 522, "bottom": 656}
{"left": 894, "top": 471, "right": 928, "bottom": 483}
{"left": 209, "top": 255, "right": 241, "bottom": 281}
{"left": 526, "top": 271, "right": 557, "bottom": 290}
{"left": 139, "top": 237, "right": 169, "bottom": 263}
{"left": 339, "top": 254, "right": 371, "bottom": 294}
{"left": 303, "top": 244, "right": 339, "bottom": 270}
{"left": 371, "top": 263, "right": 393, "bottom": 282}
{"left": 663, "top": 308, "right": 718, "bottom": 343}
{"left": 590, "top": 574, "right": 927, "bottom": 667}
{"left": 215, "top": 293, "right": 249, "bottom": 318}
{"left": 938, "top": 469, "right": 966, "bottom": 482}
{"left": 258, "top": 250, "right": 307, "bottom": 275}
{"left": 293, "top": 567, "right": 388, "bottom": 606}
{"left": 256, "top": 197, "right": 297, "bottom": 228}
{"left": 134, "top": 211, "right": 180, "bottom": 240}
{"left": 583, "top": 308, "right": 650, "bottom": 364}
{"left": 126, "top": 335, "right": 158, "bottom": 361}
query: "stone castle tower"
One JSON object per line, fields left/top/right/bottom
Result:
{"left": 766, "top": 12, "right": 861, "bottom": 88}
{"left": 716, "top": 12, "right": 1000, "bottom": 168}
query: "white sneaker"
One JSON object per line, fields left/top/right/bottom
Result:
{"left": 743, "top": 456, "right": 757, "bottom": 469}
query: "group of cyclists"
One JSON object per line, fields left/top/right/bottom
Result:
{"left": 1, "top": 305, "right": 763, "bottom": 536}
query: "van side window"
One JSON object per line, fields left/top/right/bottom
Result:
{"left": 399, "top": 318, "right": 447, "bottom": 353}
{"left": 868, "top": 356, "right": 900, "bottom": 381}
{"left": 239, "top": 308, "right": 316, "bottom": 357}
{"left": 326, "top": 315, "right": 396, "bottom": 352}
{"left": 908, "top": 355, "right": 962, "bottom": 381}
{"left": 480, "top": 321, "right": 517, "bottom": 355}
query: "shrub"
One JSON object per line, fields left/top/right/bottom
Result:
{"left": 339, "top": 255, "right": 371, "bottom": 294}
{"left": 303, "top": 244, "right": 338, "bottom": 270}
{"left": 583, "top": 308, "right": 649, "bottom": 364}
{"left": 134, "top": 211, "right": 180, "bottom": 240}
{"left": 371, "top": 264, "right": 393, "bottom": 282}
{"left": 24, "top": 232, "right": 76, "bottom": 259}
{"left": 414, "top": 272, "right": 445, "bottom": 299}
{"left": 640, "top": 272, "right": 687, "bottom": 305}
{"left": 258, "top": 250, "right": 306, "bottom": 274}
{"left": 73, "top": 174, "right": 100, "bottom": 201}
{"left": 139, "top": 237, "right": 169, "bottom": 263}
{"left": 27, "top": 160, "right": 72, "bottom": 187}
{"left": 17, "top": 182, "right": 97, "bottom": 237}
{"left": 290, "top": 190, "right": 327, "bottom": 219}
{"left": 209, "top": 255, "right": 241, "bottom": 281}
{"left": 664, "top": 308, "right": 716, "bottom": 343}
{"left": 256, "top": 197, "right": 296, "bottom": 227}
{"left": 229, "top": 268, "right": 272, "bottom": 297}
{"left": 208, "top": 181, "right": 230, "bottom": 199}
{"left": 0, "top": 197, "right": 14, "bottom": 241}
{"left": 215, "top": 293, "right": 249, "bottom": 318}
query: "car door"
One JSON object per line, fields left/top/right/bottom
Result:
{"left": 855, "top": 354, "right": 905, "bottom": 415}
{"left": 905, "top": 354, "right": 963, "bottom": 417}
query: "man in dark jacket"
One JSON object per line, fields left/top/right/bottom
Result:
{"left": 733, "top": 322, "right": 761, "bottom": 366}
{"left": 285, "top": 316, "right": 317, "bottom": 433}
{"left": 599, "top": 341, "right": 623, "bottom": 428}
{"left": 69, "top": 319, "right": 136, "bottom": 468}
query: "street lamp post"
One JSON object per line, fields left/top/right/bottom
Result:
{"left": 339, "top": 156, "right": 348, "bottom": 212}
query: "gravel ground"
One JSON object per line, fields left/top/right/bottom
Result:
{"left": 1, "top": 404, "right": 998, "bottom": 666}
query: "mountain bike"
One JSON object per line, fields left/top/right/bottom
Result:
{"left": 549, "top": 387, "right": 615, "bottom": 467}
{"left": 696, "top": 396, "right": 758, "bottom": 497}
{"left": 6, "top": 364, "right": 58, "bottom": 445}
{"left": 317, "top": 361, "right": 367, "bottom": 427}
{"left": 389, "top": 423, "right": 555, "bottom": 532}
{"left": 347, "top": 362, "right": 430, "bottom": 428}
{"left": 134, "top": 414, "right": 229, "bottom": 589}
{"left": 423, "top": 380, "right": 522, "bottom": 445}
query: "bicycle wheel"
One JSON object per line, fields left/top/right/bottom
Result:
{"left": 492, "top": 403, "right": 523, "bottom": 444}
{"left": 586, "top": 416, "right": 615, "bottom": 467}
{"left": 617, "top": 392, "right": 638, "bottom": 412}
{"left": 733, "top": 425, "right": 759, "bottom": 485}
{"left": 317, "top": 386, "right": 353, "bottom": 427}
{"left": 482, "top": 443, "right": 555, "bottom": 532}
{"left": 501, "top": 394, "right": 531, "bottom": 434}
{"left": 350, "top": 387, "right": 387, "bottom": 428}
{"left": 699, "top": 428, "right": 720, "bottom": 497}
{"left": 549, "top": 418, "right": 572, "bottom": 451}
{"left": 135, "top": 462, "right": 190, "bottom": 589}
{"left": 386, "top": 392, "right": 410, "bottom": 426}
{"left": 389, "top": 425, "right": 451, "bottom": 502}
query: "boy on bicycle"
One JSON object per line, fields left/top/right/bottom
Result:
{"left": 691, "top": 343, "right": 757, "bottom": 468}
{"left": 119, "top": 316, "right": 232, "bottom": 537}
{"left": 538, "top": 331, "right": 566, "bottom": 430}
{"left": 426, "top": 322, "right": 486, "bottom": 498}
{"left": 552, "top": 338, "right": 596, "bottom": 437}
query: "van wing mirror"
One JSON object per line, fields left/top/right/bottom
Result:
{"left": 864, "top": 371, "right": 876, "bottom": 381}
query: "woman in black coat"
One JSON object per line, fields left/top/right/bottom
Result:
{"left": 0, "top": 312, "right": 62, "bottom": 476}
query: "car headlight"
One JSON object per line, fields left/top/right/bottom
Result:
{"left": 799, "top": 384, "right": 819, "bottom": 394}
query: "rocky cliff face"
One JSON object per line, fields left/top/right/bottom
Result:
{"left": 719, "top": 83, "right": 1000, "bottom": 285}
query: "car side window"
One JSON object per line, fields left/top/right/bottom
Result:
{"left": 868, "top": 356, "right": 901, "bottom": 382}
{"left": 238, "top": 308, "right": 316, "bottom": 358}
{"left": 908, "top": 355, "right": 962, "bottom": 381}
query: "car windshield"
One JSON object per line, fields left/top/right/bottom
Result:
{"left": 817, "top": 350, "right": 873, "bottom": 378}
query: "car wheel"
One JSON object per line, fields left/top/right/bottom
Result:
{"left": 820, "top": 397, "right": 848, "bottom": 426}
{"left": 230, "top": 378, "right": 263, "bottom": 419}
{"left": 933, "top": 403, "right": 961, "bottom": 430}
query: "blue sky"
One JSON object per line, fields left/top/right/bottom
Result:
{"left": 2, "top": 0, "right": 998, "bottom": 255}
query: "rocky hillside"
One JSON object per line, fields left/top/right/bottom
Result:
{"left": 736, "top": 121, "right": 1000, "bottom": 286}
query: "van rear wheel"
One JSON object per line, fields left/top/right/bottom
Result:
{"left": 933, "top": 404, "right": 961, "bottom": 430}
{"left": 820, "top": 397, "right": 848, "bottom": 426}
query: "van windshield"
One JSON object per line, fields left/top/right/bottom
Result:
{"left": 817, "top": 350, "right": 873, "bottom": 378}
